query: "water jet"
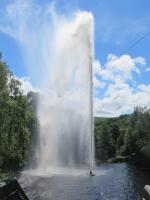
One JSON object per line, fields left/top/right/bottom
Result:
{"left": 35, "top": 11, "right": 95, "bottom": 173}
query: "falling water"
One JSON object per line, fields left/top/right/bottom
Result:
{"left": 0, "top": 1, "right": 95, "bottom": 172}
{"left": 37, "top": 12, "right": 94, "bottom": 170}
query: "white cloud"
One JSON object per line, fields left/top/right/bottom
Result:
{"left": 95, "top": 82, "right": 133, "bottom": 117}
{"left": 15, "top": 76, "right": 39, "bottom": 95}
{"left": 94, "top": 54, "right": 150, "bottom": 117}
{"left": 93, "top": 59, "right": 105, "bottom": 89}
{"left": 93, "top": 59, "right": 102, "bottom": 75}
{"left": 138, "top": 84, "right": 150, "bottom": 93}
{"left": 93, "top": 76, "right": 106, "bottom": 89}
{"left": 145, "top": 67, "right": 150, "bottom": 72}
{"left": 100, "top": 54, "right": 145, "bottom": 82}
{"left": 95, "top": 82, "right": 150, "bottom": 117}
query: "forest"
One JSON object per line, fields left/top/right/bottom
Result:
{"left": 0, "top": 53, "right": 150, "bottom": 179}
{"left": 95, "top": 107, "right": 150, "bottom": 165}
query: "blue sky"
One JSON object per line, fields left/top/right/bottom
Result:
{"left": 0, "top": 0, "right": 150, "bottom": 117}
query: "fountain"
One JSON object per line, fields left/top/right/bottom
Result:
{"left": 0, "top": 1, "right": 95, "bottom": 173}
{"left": 37, "top": 11, "right": 95, "bottom": 172}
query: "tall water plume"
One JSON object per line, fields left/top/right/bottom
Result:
{"left": 38, "top": 12, "right": 94, "bottom": 169}
{"left": 0, "top": 1, "right": 95, "bottom": 170}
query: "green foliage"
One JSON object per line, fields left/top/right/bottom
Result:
{"left": 0, "top": 53, "right": 34, "bottom": 170}
{"left": 95, "top": 108, "right": 150, "bottom": 162}
{"left": 95, "top": 118, "right": 119, "bottom": 161}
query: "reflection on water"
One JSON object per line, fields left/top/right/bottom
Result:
{"left": 19, "top": 163, "right": 150, "bottom": 200}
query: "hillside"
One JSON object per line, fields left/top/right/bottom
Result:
{"left": 94, "top": 108, "right": 150, "bottom": 166}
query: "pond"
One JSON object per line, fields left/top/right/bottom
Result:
{"left": 19, "top": 163, "right": 150, "bottom": 200}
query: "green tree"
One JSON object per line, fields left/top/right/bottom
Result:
{"left": 0, "top": 53, "right": 33, "bottom": 170}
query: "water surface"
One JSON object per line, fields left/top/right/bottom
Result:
{"left": 19, "top": 163, "right": 150, "bottom": 200}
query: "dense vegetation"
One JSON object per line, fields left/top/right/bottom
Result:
{"left": 95, "top": 107, "right": 150, "bottom": 165}
{"left": 0, "top": 53, "right": 37, "bottom": 174}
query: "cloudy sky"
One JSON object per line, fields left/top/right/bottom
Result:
{"left": 0, "top": 0, "right": 150, "bottom": 117}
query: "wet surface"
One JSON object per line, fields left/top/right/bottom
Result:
{"left": 19, "top": 163, "right": 150, "bottom": 200}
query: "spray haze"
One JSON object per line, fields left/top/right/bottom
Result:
{"left": 0, "top": 0, "right": 94, "bottom": 171}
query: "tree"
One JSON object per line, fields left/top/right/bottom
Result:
{"left": 0, "top": 53, "right": 33, "bottom": 169}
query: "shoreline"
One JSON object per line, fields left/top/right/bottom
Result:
{"left": 96, "top": 155, "right": 150, "bottom": 168}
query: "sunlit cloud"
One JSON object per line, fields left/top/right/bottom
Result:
{"left": 94, "top": 54, "right": 150, "bottom": 117}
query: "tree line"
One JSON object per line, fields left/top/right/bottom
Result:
{"left": 0, "top": 53, "right": 38, "bottom": 171}
{"left": 95, "top": 107, "right": 150, "bottom": 164}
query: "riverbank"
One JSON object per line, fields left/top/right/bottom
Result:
{"left": 108, "top": 156, "right": 131, "bottom": 163}
{"left": 96, "top": 153, "right": 150, "bottom": 168}
{"left": 96, "top": 155, "right": 133, "bottom": 165}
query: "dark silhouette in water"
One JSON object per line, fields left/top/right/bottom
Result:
{"left": 90, "top": 170, "right": 95, "bottom": 176}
